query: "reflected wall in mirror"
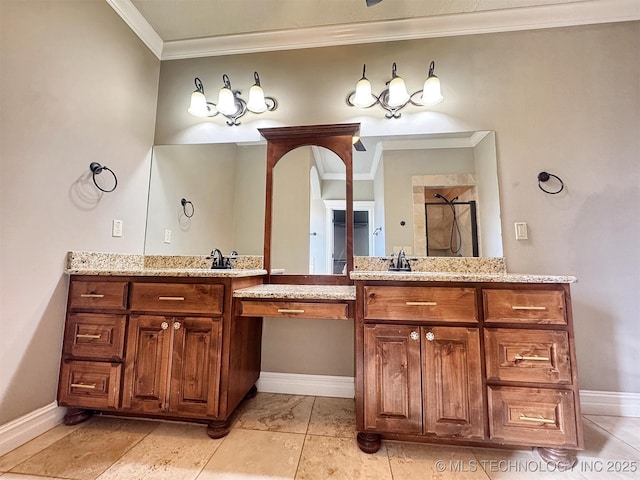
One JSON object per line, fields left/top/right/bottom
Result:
{"left": 351, "top": 130, "right": 502, "bottom": 257}
{"left": 145, "top": 143, "right": 266, "bottom": 256}
{"left": 271, "top": 146, "right": 346, "bottom": 275}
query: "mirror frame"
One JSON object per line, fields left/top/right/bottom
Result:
{"left": 259, "top": 123, "right": 360, "bottom": 285}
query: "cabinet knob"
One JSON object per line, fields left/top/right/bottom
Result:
{"left": 425, "top": 331, "right": 435, "bottom": 341}
{"left": 161, "top": 322, "right": 169, "bottom": 330}
{"left": 410, "top": 331, "right": 419, "bottom": 341}
{"left": 173, "top": 321, "right": 181, "bottom": 330}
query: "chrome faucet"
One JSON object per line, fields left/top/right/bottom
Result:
{"left": 389, "top": 249, "right": 411, "bottom": 272}
{"left": 207, "top": 248, "right": 231, "bottom": 269}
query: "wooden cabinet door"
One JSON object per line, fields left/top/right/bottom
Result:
{"left": 363, "top": 324, "right": 422, "bottom": 434}
{"left": 169, "top": 317, "right": 222, "bottom": 418}
{"left": 421, "top": 326, "right": 484, "bottom": 439}
{"left": 123, "top": 315, "right": 172, "bottom": 414}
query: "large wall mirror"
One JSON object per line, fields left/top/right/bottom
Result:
{"left": 143, "top": 130, "right": 502, "bottom": 267}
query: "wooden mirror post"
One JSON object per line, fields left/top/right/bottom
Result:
{"left": 259, "top": 123, "right": 360, "bottom": 284}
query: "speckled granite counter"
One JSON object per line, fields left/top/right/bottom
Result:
{"left": 65, "top": 251, "right": 267, "bottom": 278}
{"left": 233, "top": 284, "right": 356, "bottom": 300}
{"left": 350, "top": 271, "right": 576, "bottom": 283}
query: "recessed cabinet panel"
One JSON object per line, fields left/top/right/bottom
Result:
{"left": 64, "top": 313, "right": 126, "bottom": 360}
{"left": 58, "top": 360, "right": 121, "bottom": 410}
{"left": 483, "top": 289, "right": 566, "bottom": 325}
{"left": 364, "top": 286, "right": 477, "bottom": 322}
{"left": 363, "top": 324, "right": 422, "bottom": 433}
{"left": 123, "top": 315, "right": 172, "bottom": 414}
{"left": 421, "top": 327, "right": 484, "bottom": 438}
{"left": 485, "top": 328, "right": 572, "bottom": 384}
{"left": 488, "top": 386, "right": 578, "bottom": 447}
{"left": 170, "top": 317, "right": 222, "bottom": 417}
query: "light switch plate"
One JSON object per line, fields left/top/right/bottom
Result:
{"left": 514, "top": 222, "right": 528, "bottom": 240}
{"left": 112, "top": 219, "right": 123, "bottom": 237}
{"left": 164, "top": 229, "right": 172, "bottom": 243}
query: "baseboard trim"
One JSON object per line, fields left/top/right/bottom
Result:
{"left": 0, "top": 402, "right": 66, "bottom": 457}
{"left": 257, "top": 372, "right": 355, "bottom": 398}
{"left": 580, "top": 390, "right": 640, "bottom": 417}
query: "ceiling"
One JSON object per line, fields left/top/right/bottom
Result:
{"left": 107, "top": 0, "right": 639, "bottom": 59}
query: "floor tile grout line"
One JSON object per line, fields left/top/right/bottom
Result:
{"left": 304, "top": 396, "right": 317, "bottom": 436}
{"left": 581, "top": 416, "right": 640, "bottom": 456}
{"left": 192, "top": 432, "right": 229, "bottom": 480}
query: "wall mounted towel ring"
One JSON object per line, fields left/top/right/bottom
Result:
{"left": 89, "top": 162, "right": 118, "bottom": 193}
{"left": 537, "top": 171, "right": 564, "bottom": 195}
{"left": 181, "top": 198, "right": 195, "bottom": 218}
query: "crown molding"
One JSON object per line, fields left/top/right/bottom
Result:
{"left": 108, "top": 0, "right": 639, "bottom": 61}
{"left": 106, "top": 0, "right": 163, "bottom": 58}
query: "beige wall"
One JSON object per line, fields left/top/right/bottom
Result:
{"left": 154, "top": 22, "right": 640, "bottom": 392}
{"left": 0, "top": 1, "right": 160, "bottom": 424}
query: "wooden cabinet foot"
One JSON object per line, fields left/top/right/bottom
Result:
{"left": 537, "top": 447, "right": 577, "bottom": 468}
{"left": 207, "top": 419, "right": 232, "bottom": 439}
{"left": 357, "top": 432, "right": 382, "bottom": 454}
{"left": 244, "top": 384, "right": 258, "bottom": 400}
{"left": 63, "top": 408, "right": 93, "bottom": 426}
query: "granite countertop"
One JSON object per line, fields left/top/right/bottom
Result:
{"left": 349, "top": 271, "right": 577, "bottom": 283}
{"left": 65, "top": 252, "right": 267, "bottom": 278}
{"left": 233, "top": 284, "right": 356, "bottom": 301}
{"left": 66, "top": 267, "right": 268, "bottom": 278}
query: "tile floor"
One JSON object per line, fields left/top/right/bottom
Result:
{"left": 1, "top": 393, "right": 639, "bottom": 479}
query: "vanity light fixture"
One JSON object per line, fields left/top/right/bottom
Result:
{"left": 346, "top": 61, "right": 443, "bottom": 119}
{"left": 188, "top": 72, "right": 277, "bottom": 126}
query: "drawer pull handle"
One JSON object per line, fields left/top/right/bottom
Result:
{"left": 80, "top": 294, "right": 104, "bottom": 298}
{"left": 277, "top": 309, "right": 305, "bottom": 314}
{"left": 71, "top": 383, "right": 97, "bottom": 390}
{"left": 158, "top": 296, "right": 185, "bottom": 301}
{"left": 514, "top": 354, "right": 549, "bottom": 362}
{"left": 76, "top": 333, "right": 102, "bottom": 339}
{"left": 518, "top": 413, "right": 555, "bottom": 424}
{"left": 405, "top": 301, "right": 437, "bottom": 306}
{"left": 512, "top": 306, "right": 547, "bottom": 311}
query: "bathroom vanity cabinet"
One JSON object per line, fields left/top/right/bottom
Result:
{"left": 354, "top": 280, "right": 583, "bottom": 465}
{"left": 58, "top": 274, "right": 263, "bottom": 437}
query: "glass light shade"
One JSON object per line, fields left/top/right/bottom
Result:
{"left": 216, "top": 87, "right": 237, "bottom": 116}
{"left": 420, "top": 75, "right": 443, "bottom": 106}
{"left": 353, "top": 77, "right": 375, "bottom": 108}
{"left": 247, "top": 84, "right": 268, "bottom": 113}
{"left": 187, "top": 91, "right": 209, "bottom": 117}
{"left": 387, "top": 76, "right": 410, "bottom": 107}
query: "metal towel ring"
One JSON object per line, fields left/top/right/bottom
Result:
{"left": 181, "top": 198, "right": 195, "bottom": 218}
{"left": 537, "top": 171, "right": 564, "bottom": 195}
{"left": 89, "top": 162, "right": 118, "bottom": 193}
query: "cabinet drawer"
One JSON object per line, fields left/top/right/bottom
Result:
{"left": 238, "top": 300, "right": 349, "bottom": 319}
{"left": 68, "top": 280, "right": 128, "bottom": 310}
{"left": 64, "top": 313, "right": 126, "bottom": 360}
{"left": 488, "top": 386, "right": 578, "bottom": 447}
{"left": 364, "top": 286, "right": 477, "bottom": 322}
{"left": 485, "top": 329, "right": 572, "bottom": 384}
{"left": 130, "top": 283, "right": 224, "bottom": 315}
{"left": 58, "top": 360, "right": 121, "bottom": 409}
{"left": 483, "top": 289, "right": 566, "bottom": 325}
